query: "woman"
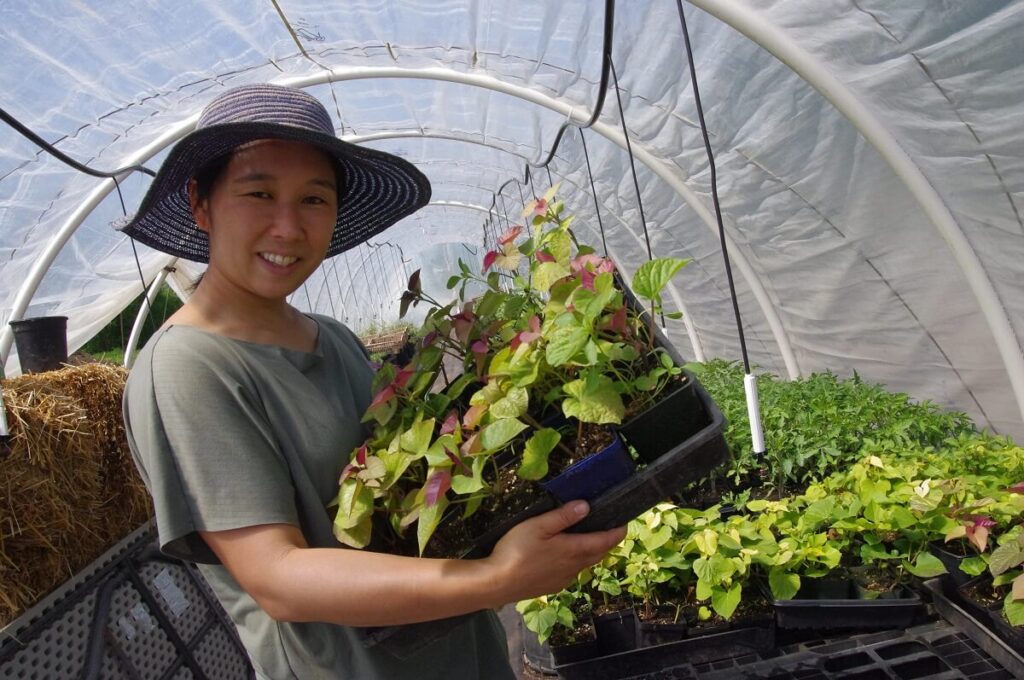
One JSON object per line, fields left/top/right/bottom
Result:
{"left": 119, "top": 84, "right": 625, "bottom": 679}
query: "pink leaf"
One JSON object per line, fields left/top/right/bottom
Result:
{"left": 463, "top": 404, "right": 487, "bottom": 430}
{"left": 1009, "top": 482, "right": 1024, "bottom": 494}
{"left": 422, "top": 331, "right": 438, "bottom": 347}
{"left": 535, "top": 250, "right": 555, "bottom": 263}
{"left": 529, "top": 315, "right": 541, "bottom": 333}
{"left": 532, "top": 198, "right": 548, "bottom": 216}
{"left": 369, "top": 385, "right": 396, "bottom": 408}
{"left": 472, "top": 339, "right": 489, "bottom": 355}
{"left": 460, "top": 431, "right": 482, "bottom": 456}
{"left": 570, "top": 253, "right": 603, "bottom": 273}
{"left": 355, "top": 444, "right": 368, "bottom": 466}
{"left": 578, "top": 269, "right": 596, "bottom": 291}
{"left": 445, "top": 446, "right": 471, "bottom": 474}
{"left": 393, "top": 367, "right": 414, "bottom": 389}
{"left": 424, "top": 469, "right": 452, "bottom": 507}
{"left": 605, "top": 306, "right": 628, "bottom": 336}
{"left": 483, "top": 250, "right": 498, "bottom": 272}
{"left": 498, "top": 225, "right": 524, "bottom": 245}
{"left": 969, "top": 515, "right": 998, "bottom": 529}
{"left": 339, "top": 462, "right": 358, "bottom": 482}
{"left": 440, "top": 410, "right": 459, "bottom": 435}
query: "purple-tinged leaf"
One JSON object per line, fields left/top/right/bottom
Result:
{"left": 424, "top": 469, "right": 452, "bottom": 507}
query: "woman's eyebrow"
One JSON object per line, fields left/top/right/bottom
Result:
{"left": 232, "top": 172, "right": 336, "bottom": 190}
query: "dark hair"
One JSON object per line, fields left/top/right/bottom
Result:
{"left": 191, "top": 147, "right": 344, "bottom": 203}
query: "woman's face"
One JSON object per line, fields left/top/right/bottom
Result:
{"left": 189, "top": 139, "right": 338, "bottom": 304}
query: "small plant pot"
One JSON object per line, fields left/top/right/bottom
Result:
{"left": 592, "top": 607, "right": 640, "bottom": 654}
{"left": 521, "top": 629, "right": 557, "bottom": 675}
{"left": 9, "top": 316, "right": 68, "bottom": 373}
{"left": 549, "top": 626, "right": 600, "bottom": 667}
{"left": 637, "top": 605, "right": 687, "bottom": 647}
{"left": 797, "top": 576, "right": 854, "bottom": 600}
{"left": 618, "top": 379, "right": 706, "bottom": 463}
{"left": 541, "top": 435, "right": 635, "bottom": 503}
{"left": 929, "top": 539, "right": 976, "bottom": 588}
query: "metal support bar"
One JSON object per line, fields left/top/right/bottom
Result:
{"left": 690, "top": 0, "right": 1024, "bottom": 434}
{"left": 124, "top": 259, "right": 177, "bottom": 369}
{"left": 2, "top": 65, "right": 797, "bottom": 384}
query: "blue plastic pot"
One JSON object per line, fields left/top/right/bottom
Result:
{"left": 541, "top": 435, "right": 635, "bottom": 503}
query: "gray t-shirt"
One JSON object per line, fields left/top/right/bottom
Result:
{"left": 123, "top": 315, "right": 513, "bottom": 679}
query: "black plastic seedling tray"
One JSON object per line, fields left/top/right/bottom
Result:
{"left": 772, "top": 589, "right": 924, "bottom": 631}
{"left": 552, "top": 622, "right": 775, "bottom": 680}
{"left": 925, "top": 577, "right": 1024, "bottom": 678}
{"left": 570, "top": 368, "right": 729, "bottom": 534}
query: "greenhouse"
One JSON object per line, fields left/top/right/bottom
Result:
{"left": 1, "top": 1, "right": 1023, "bottom": 678}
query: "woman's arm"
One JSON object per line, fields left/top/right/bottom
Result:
{"left": 200, "top": 500, "right": 624, "bottom": 626}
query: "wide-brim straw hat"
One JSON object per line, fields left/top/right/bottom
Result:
{"left": 117, "top": 83, "right": 430, "bottom": 263}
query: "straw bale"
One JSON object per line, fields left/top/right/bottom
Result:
{"left": 0, "top": 363, "right": 152, "bottom": 627}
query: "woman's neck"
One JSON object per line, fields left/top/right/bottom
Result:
{"left": 166, "top": 277, "right": 319, "bottom": 352}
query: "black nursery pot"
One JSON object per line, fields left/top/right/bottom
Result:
{"left": 593, "top": 607, "right": 641, "bottom": 655}
{"left": 618, "top": 379, "right": 707, "bottom": 463}
{"left": 929, "top": 539, "right": 976, "bottom": 588}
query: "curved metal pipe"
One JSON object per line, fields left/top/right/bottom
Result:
{"left": 689, "top": 0, "right": 1024, "bottom": 432}
{"left": 1, "top": 65, "right": 793, "bottom": 380}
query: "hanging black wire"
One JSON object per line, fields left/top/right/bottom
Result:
{"left": 545, "top": 165, "right": 554, "bottom": 188}
{"left": 114, "top": 177, "right": 157, "bottom": 341}
{"left": 580, "top": 130, "right": 610, "bottom": 257}
{"left": 675, "top": 0, "right": 751, "bottom": 373}
{"left": 610, "top": 57, "right": 666, "bottom": 327}
{"left": 1, "top": 106, "right": 156, "bottom": 178}
{"left": 609, "top": 59, "right": 654, "bottom": 263}
{"left": 527, "top": 0, "right": 616, "bottom": 170}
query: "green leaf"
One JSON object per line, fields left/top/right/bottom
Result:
{"left": 480, "top": 418, "right": 529, "bottom": 451}
{"left": 333, "top": 480, "right": 375, "bottom": 548}
{"left": 1004, "top": 594, "right": 1024, "bottom": 627}
{"left": 417, "top": 494, "right": 449, "bottom": 555}
{"left": 446, "top": 275, "right": 460, "bottom": 290}
{"left": 641, "top": 525, "right": 674, "bottom": 552}
{"left": 990, "top": 541, "right": 1024, "bottom": 576}
{"left": 562, "top": 373, "right": 626, "bottom": 425}
{"left": 517, "top": 428, "right": 562, "bottom": 480}
{"left": 904, "top": 552, "right": 947, "bottom": 578}
{"left": 451, "top": 455, "right": 487, "bottom": 494}
{"left": 769, "top": 569, "right": 800, "bottom": 600}
{"left": 490, "top": 386, "right": 529, "bottom": 419}
{"left": 961, "top": 556, "right": 989, "bottom": 576}
{"left": 444, "top": 372, "right": 478, "bottom": 401}
{"left": 711, "top": 583, "right": 742, "bottom": 619}
{"left": 400, "top": 418, "right": 435, "bottom": 456}
{"left": 632, "top": 257, "right": 689, "bottom": 301}
{"left": 548, "top": 230, "right": 572, "bottom": 265}
{"left": 545, "top": 326, "right": 589, "bottom": 366}
{"left": 533, "top": 262, "right": 570, "bottom": 292}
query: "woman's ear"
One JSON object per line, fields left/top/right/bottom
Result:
{"left": 187, "top": 179, "right": 211, "bottom": 233}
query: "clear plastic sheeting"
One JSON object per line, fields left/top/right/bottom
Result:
{"left": 0, "top": 1, "right": 1021, "bottom": 438}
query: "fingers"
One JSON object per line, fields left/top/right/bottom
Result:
{"left": 529, "top": 500, "right": 591, "bottom": 537}
{"left": 558, "top": 524, "right": 627, "bottom": 564}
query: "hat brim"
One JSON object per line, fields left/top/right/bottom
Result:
{"left": 118, "top": 121, "right": 431, "bottom": 263}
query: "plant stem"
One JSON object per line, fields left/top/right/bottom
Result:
{"left": 522, "top": 412, "right": 576, "bottom": 460}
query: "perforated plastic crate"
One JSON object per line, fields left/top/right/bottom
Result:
{"left": 0, "top": 522, "right": 253, "bottom": 680}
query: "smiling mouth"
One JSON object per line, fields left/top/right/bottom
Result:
{"left": 260, "top": 252, "right": 298, "bottom": 267}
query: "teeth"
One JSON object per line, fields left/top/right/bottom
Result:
{"left": 261, "top": 253, "right": 297, "bottom": 266}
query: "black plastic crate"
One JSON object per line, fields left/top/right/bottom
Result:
{"left": 0, "top": 522, "right": 253, "bottom": 680}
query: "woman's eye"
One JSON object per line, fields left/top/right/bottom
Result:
{"left": 304, "top": 195, "right": 329, "bottom": 205}
{"left": 247, "top": 191, "right": 271, "bottom": 199}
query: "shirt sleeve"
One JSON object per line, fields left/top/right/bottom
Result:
{"left": 124, "top": 331, "right": 299, "bottom": 564}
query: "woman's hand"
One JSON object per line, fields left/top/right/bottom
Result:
{"left": 483, "top": 501, "right": 626, "bottom": 605}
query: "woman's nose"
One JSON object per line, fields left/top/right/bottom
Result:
{"left": 268, "top": 202, "right": 304, "bottom": 239}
